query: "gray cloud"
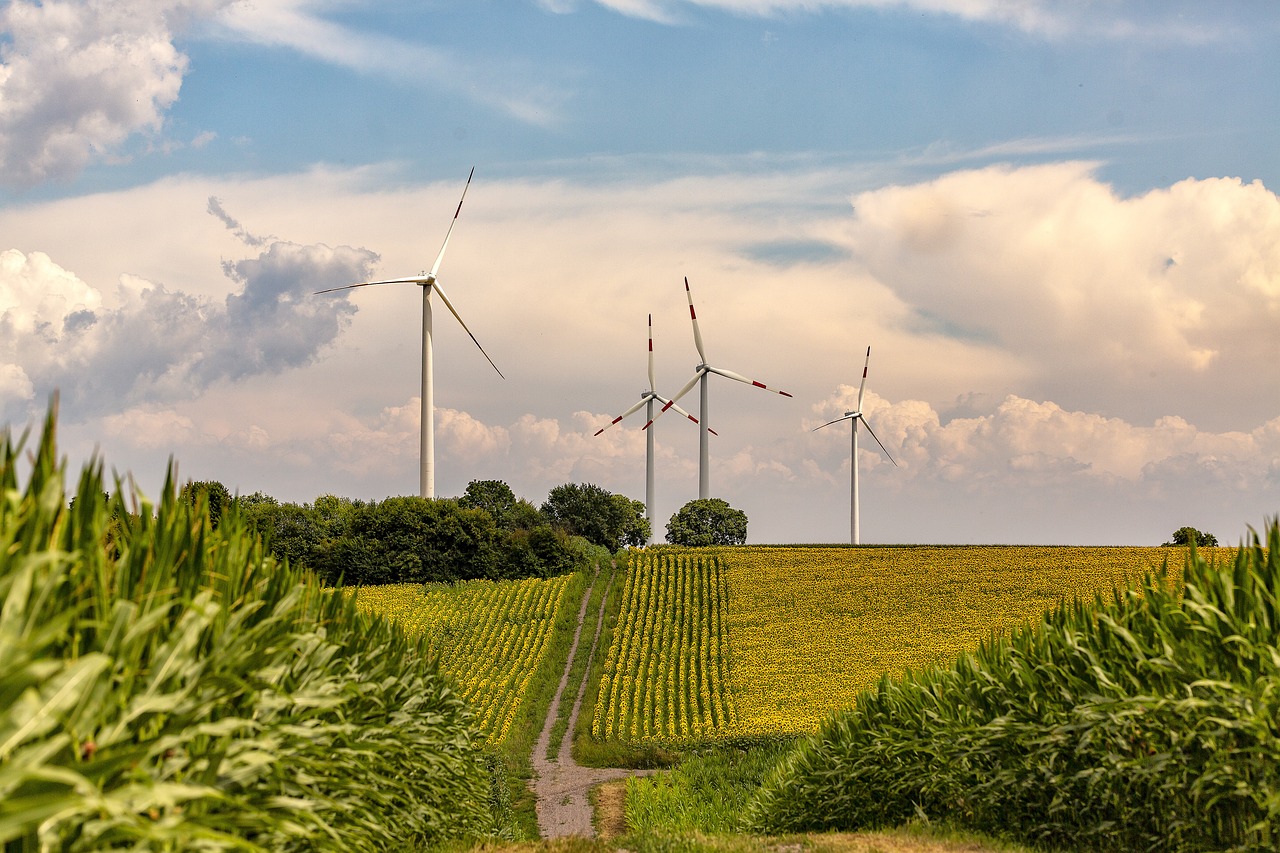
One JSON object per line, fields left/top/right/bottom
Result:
{"left": 0, "top": 211, "right": 374, "bottom": 419}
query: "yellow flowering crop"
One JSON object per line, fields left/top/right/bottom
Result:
{"left": 351, "top": 575, "right": 574, "bottom": 744}
{"left": 722, "top": 545, "right": 1218, "bottom": 736}
{"left": 593, "top": 545, "right": 1224, "bottom": 744}
{"left": 592, "top": 551, "right": 737, "bottom": 745}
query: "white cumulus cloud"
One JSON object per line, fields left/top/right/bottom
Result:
{"left": 843, "top": 163, "right": 1280, "bottom": 431}
{"left": 0, "top": 0, "right": 231, "bottom": 186}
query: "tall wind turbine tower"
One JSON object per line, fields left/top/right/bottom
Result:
{"left": 316, "top": 169, "right": 503, "bottom": 499}
{"left": 594, "top": 314, "right": 709, "bottom": 543}
{"left": 812, "top": 346, "right": 897, "bottom": 544}
{"left": 651, "top": 278, "right": 791, "bottom": 499}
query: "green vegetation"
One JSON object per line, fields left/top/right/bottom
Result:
{"left": 625, "top": 742, "right": 797, "bottom": 835}
{"left": 748, "top": 533, "right": 1280, "bottom": 851}
{"left": 0, "top": 407, "right": 492, "bottom": 850}
{"left": 541, "top": 483, "right": 650, "bottom": 550}
{"left": 241, "top": 487, "right": 587, "bottom": 586}
{"left": 665, "top": 499, "right": 747, "bottom": 546}
{"left": 8, "top": 403, "right": 1275, "bottom": 851}
{"left": 1164, "top": 525, "right": 1219, "bottom": 547}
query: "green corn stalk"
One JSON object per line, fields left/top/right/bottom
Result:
{"left": 1, "top": 402, "right": 494, "bottom": 852}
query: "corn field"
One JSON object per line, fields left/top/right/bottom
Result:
{"left": 351, "top": 575, "right": 576, "bottom": 744}
{"left": 0, "top": 407, "right": 492, "bottom": 851}
{"left": 592, "top": 552, "right": 738, "bottom": 745}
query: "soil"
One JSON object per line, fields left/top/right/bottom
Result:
{"left": 528, "top": 564, "right": 656, "bottom": 839}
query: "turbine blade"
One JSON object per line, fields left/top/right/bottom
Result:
{"left": 593, "top": 398, "right": 649, "bottom": 436}
{"left": 859, "top": 416, "right": 898, "bottom": 467}
{"left": 653, "top": 394, "right": 713, "bottom": 433}
{"left": 429, "top": 167, "right": 474, "bottom": 278}
{"left": 705, "top": 365, "right": 793, "bottom": 397}
{"left": 647, "top": 313, "right": 655, "bottom": 393}
{"left": 857, "top": 345, "right": 871, "bottom": 411}
{"left": 811, "top": 414, "right": 855, "bottom": 432}
{"left": 685, "top": 277, "right": 707, "bottom": 363}
{"left": 314, "top": 277, "right": 426, "bottom": 295}
{"left": 431, "top": 279, "right": 505, "bottom": 379}
{"left": 644, "top": 370, "right": 703, "bottom": 430}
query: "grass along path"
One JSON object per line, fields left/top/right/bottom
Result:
{"left": 529, "top": 562, "right": 655, "bottom": 839}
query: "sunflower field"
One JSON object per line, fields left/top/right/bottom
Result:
{"left": 591, "top": 552, "right": 738, "bottom": 745}
{"left": 594, "top": 544, "right": 1223, "bottom": 744}
{"left": 351, "top": 575, "right": 578, "bottom": 744}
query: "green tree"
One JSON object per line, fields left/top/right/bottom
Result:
{"left": 666, "top": 498, "right": 748, "bottom": 546}
{"left": 458, "top": 479, "right": 541, "bottom": 531}
{"left": 541, "top": 482, "right": 649, "bottom": 550}
{"left": 314, "top": 496, "right": 502, "bottom": 586}
{"left": 1164, "top": 526, "right": 1218, "bottom": 547}
{"left": 180, "top": 480, "right": 231, "bottom": 529}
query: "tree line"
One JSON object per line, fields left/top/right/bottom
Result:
{"left": 179, "top": 479, "right": 650, "bottom": 586}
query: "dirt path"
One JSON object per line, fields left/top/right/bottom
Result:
{"left": 529, "top": 563, "right": 655, "bottom": 839}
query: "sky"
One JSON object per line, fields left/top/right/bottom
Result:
{"left": 2, "top": 0, "right": 1279, "bottom": 545}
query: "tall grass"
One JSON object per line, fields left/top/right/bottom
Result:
{"left": 749, "top": 530, "right": 1280, "bottom": 851}
{"left": 0, "top": 406, "right": 492, "bottom": 851}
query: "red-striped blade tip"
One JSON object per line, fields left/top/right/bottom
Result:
{"left": 593, "top": 428, "right": 605, "bottom": 436}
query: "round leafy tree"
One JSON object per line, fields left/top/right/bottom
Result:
{"left": 541, "top": 482, "right": 649, "bottom": 550}
{"left": 1164, "top": 526, "right": 1219, "bottom": 547}
{"left": 666, "top": 498, "right": 748, "bottom": 546}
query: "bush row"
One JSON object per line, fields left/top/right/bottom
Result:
{"left": 184, "top": 479, "right": 647, "bottom": 586}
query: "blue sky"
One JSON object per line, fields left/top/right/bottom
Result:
{"left": 2, "top": 0, "right": 1279, "bottom": 544}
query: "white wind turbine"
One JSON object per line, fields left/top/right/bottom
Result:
{"left": 316, "top": 168, "right": 503, "bottom": 499}
{"left": 649, "top": 277, "right": 792, "bottom": 500}
{"left": 594, "top": 314, "right": 711, "bottom": 544}
{"left": 812, "top": 346, "right": 897, "bottom": 544}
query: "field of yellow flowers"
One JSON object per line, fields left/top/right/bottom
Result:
{"left": 592, "top": 552, "right": 738, "bottom": 744}
{"left": 351, "top": 575, "right": 577, "bottom": 744}
{"left": 722, "top": 545, "right": 1221, "bottom": 735}
{"left": 593, "top": 545, "right": 1224, "bottom": 743}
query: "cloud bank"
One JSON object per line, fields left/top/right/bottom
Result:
{"left": 0, "top": 205, "right": 374, "bottom": 421}
{"left": 843, "top": 162, "right": 1280, "bottom": 431}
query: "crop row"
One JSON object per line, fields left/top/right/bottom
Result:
{"left": 352, "top": 574, "right": 573, "bottom": 744}
{"left": 592, "top": 552, "right": 738, "bottom": 744}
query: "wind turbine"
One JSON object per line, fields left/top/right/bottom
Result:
{"left": 650, "top": 277, "right": 792, "bottom": 500}
{"left": 594, "top": 314, "right": 711, "bottom": 544}
{"left": 316, "top": 168, "right": 503, "bottom": 499}
{"left": 812, "top": 346, "right": 897, "bottom": 544}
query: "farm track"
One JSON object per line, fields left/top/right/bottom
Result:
{"left": 530, "top": 562, "right": 655, "bottom": 838}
